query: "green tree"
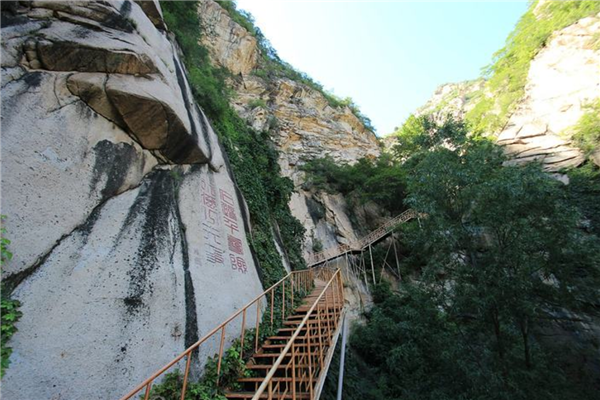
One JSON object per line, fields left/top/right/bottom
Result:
{"left": 337, "top": 117, "right": 600, "bottom": 400}
{"left": 301, "top": 153, "right": 407, "bottom": 215}
{"left": 402, "top": 117, "right": 600, "bottom": 398}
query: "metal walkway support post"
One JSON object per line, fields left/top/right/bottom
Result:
{"left": 368, "top": 243, "right": 375, "bottom": 284}
{"left": 361, "top": 250, "right": 368, "bottom": 287}
{"left": 392, "top": 238, "right": 401, "bottom": 281}
{"left": 336, "top": 314, "right": 348, "bottom": 400}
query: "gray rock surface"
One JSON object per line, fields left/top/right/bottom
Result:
{"left": 1, "top": 2, "right": 264, "bottom": 399}
{"left": 497, "top": 13, "right": 600, "bottom": 171}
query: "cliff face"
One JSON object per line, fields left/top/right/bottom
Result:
{"left": 498, "top": 13, "right": 600, "bottom": 171}
{"left": 198, "top": 0, "right": 382, "bottom": 253}
{"left": 1, "top": 2, "right": 264, "bottom": 398}
{"left": 415, "top": 79, "right": 485, "bottom": 122}
{"left": 410, "top": 12, "right": 600, "bottom": 172}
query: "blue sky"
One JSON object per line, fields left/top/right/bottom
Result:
{"left": 234, "top": 0, "right": 528, "bottom": 135}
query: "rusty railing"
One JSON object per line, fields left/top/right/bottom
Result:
{"left": 119, "top": 269, "right": 314, "bottom": 400}
{"left": 307, "top": 208, "right": 419, "bottom": 267}
{"left": 252, "top": 268, "right": 345, "bottom": 400}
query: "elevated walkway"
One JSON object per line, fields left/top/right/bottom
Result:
{"left": 226, "top": 269, "right": 344, "bottom": 399}
{"left": 306, "top": 208, "right": 419, "bottom": 267}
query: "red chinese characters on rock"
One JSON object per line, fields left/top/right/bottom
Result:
{"left": 200, "top": 177, "right": 225, "bottom": 267}
{"left": 220, "top": 189, "right": 247, "bottom": 274}
{"left": 228, "top": 235, "right": 243, "bottom": 255}
{"left": 229, "top": 254, "right": 248, "bottom": 274}
{"left": 220, "top": 189, "right": 239, "bottom": 235}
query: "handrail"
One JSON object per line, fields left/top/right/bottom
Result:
{"left": 252, "top": 269, "right": 344, "bottom": 399}
{"left": 307, "top": 208, "right": 420, "bottom": 266}
{"left": 119, "top": 269, "right": 314, "bottom": 400}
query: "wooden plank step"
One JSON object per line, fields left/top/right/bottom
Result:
{"left": 252, "top": 351, "right": 319, "bottom": 358}
{"left": 267, "top": 335, "right": 331, "bottom": 341}
{"left": 247, "top": 363, "right": 311, "bottom": 370}
{"left": 225, "top": 392, "right": 310, "bottom": 399}
{"left": 277, "top": 327, "right": 331, "bottom": 333}
{"left": 237, "top": 377, "right": 316, "bottom": 383}
{"left": 286, "top": 313, "right": 338, "bottom": 320}
{"left": 262, "top": 343, "right": 319, "bottom": 349}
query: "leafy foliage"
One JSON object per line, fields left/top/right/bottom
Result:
{"left": 144, "top": 342, "right": 248, "bottom": 400}
{"left": 565, "top": 162, "right": 600, "bottom": 236}
{"left": 1, "top": 216, "right": 22, "bottom": 378}
{"left": 333, "top": 117, "right": 600, "bottom": 399}
{"left": 247, "top": 98, "right": 267, "bottom": 110}
{"left": 161, "top": 1, "right": 306, "bottom": 287}
{"left": 569, "top": 99, "right": 600, "bottom": 156}
{"left": 301, "top": 153, "right": 407, "bottom": 214}
{"left": 465, "top": 0, "right": 600, "bottom": 134}
{"left": 392, "top": 114, "right": 471, "bottom": 159}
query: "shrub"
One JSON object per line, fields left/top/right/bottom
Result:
{"left": 570, "top": 99, "right": 600, "bottom": 156}
{"left": 247, "top": 98, "right": 267, "bottom": 110}
{"left": 1, "top": 215, "right": 22, "bottom": 378}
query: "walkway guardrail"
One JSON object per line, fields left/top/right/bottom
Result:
{"left": 306, "top": 209, "right": 420, "bottom": 267}
{"left": 252, "top": 269, "right": 344, "bottom": 400}
{"left": 119, "top": 269, "right": 314, "bottom": 400}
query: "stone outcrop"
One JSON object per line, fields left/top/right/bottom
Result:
{"left": 415, "top": 79, "right": 484, "bottom": 122}
{"left": 409, "top": 13, "right": 600, "bottom": 171}
{"left": 199, "top": 0, "right": 258, "bottom": 75}
{"left": 498, "top": 13, "right": 600, "bottom": 171}
{"left": 1, "top": 2, "right": 264, "bottom": 399}
{"left": 197, "top": 0, "right": 382, "bottom": 254}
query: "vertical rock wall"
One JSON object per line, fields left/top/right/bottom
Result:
{"left": 1, "top": 2, "right": 264, "bottom": 399}
{"left": 402, "top": 12, "right": 600, "bottom": 171}
{"left": 197, "top": 0, "right": 384, "bottom": 256}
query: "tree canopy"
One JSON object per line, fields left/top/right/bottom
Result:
{"left": 324, "top": 116, "right": 600, "bottom": 400}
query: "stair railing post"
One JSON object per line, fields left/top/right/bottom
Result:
{"left": 336, "top": 314, "right": 347, "bottom": 400}
{"left": 143, "top": 382, "right": 152, "bottom": 400}
{"left": 292, "top": 341, "right": 297, "bottom": 400}
{"left": 270, "top": 289, "right": 275, "bottom": 329}
{"left": 180, "top": 351, "right": 192, "bottom": 400}
{"left": 291, "top": 274, "right": 295, "bottom": 311}
{"left": 307, "top": 316, "right": 314, "bottom": 400}
{"left": 216, "top": 326, "right": 226, "bottom": 384}
{"left": 282, "top": 280, "right": 286, "bottom": 322}
{"left": 255, "top": 298, "right": 261, "bottom": 353}
{"left": 240, "top": 309, "right": 247, "bottom": 359}
{"left": 316, "top": 299, "right": 324, "bottom": 366}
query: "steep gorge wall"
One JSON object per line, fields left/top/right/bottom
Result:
{"left": 404, "top": 11, "right": 600, "bottom": 172}
{"left": 197, "top": 0, "right": 383, "bottom": 254}
{"left": 1, "top": 2, "right": 264, "bottom": 398}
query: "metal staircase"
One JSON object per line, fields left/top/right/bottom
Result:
{"left": 119, "top": 210, "right": 416, "bottom": 400}
{"left": 225, "top": 268, "right": 344, "bottom": 399}
{"left": 119, "top": 268, "right": 344, "bottom": 400}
